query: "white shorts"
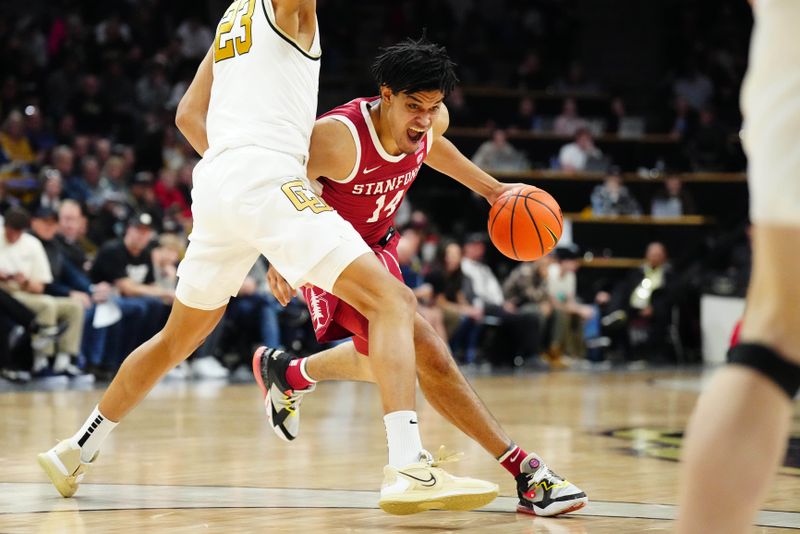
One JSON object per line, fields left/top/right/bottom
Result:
{"left": 740, "top": 0, "right": 800, "bottom": 225}
{"left": 176, "top": 146, "right": 370, "bottom": 310}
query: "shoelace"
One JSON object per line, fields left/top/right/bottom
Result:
{"left": 420, "top": 446, "right": 465, "bottom": 467}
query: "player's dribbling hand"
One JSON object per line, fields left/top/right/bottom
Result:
{"left": 487, "top": 182, "right": 527, "bottom": 205}
{"left": 267, "top": 265, "right": 294, "bottom": 306}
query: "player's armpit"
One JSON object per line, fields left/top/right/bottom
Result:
{"left": 307, "top": 118, "right": 358, "bottom": 181}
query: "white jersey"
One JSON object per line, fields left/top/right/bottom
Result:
{"left": 206, "top": 0, "right": 321, "bottom": 162}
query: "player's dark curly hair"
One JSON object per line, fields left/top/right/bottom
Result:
{"left": 370, "top": 36, "right": 459, "bottom": 96}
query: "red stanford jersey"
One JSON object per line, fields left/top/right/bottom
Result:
{"left": 317, "top": 97, "right": 433, "bottom": 246}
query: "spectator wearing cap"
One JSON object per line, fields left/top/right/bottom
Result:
{"left": 129, "top": 172, "right": 164, "bottom": 230}
{"left": 558, "top": 128, "right": 603, "bottom": 172}
{"left": 0, "top": 207, "right": 87, "bottom": 378}
{"left": 590, "top": 168, "right": 642, "bottom": 216}
{"left": 89, "top": 213, "right": 172, "bottom": 370}
{"left": 30, "top": 207, "right": 111, "bottom": 379}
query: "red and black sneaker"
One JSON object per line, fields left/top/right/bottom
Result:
{"left": 515, "top": 453, "right": 588, "bottom": 516}
{"left": 252, "top": 346, "right": 315, "bottom": 442}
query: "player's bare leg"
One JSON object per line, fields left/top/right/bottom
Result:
{"left": 265, "top": 311, "right": 586, "bottom": 515}
{"left": 677, "top": 225, "right": 800, "bottom": 534}
{"left": 98, "top": 302, "right": 227, "bottom": 421}
{"left": 330, "top": 253, "right": 418, "bottom": 414}
{"left": 38, "top": 301, "right": 226, "bottom": 497}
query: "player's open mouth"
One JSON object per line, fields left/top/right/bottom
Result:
{"left": 407, "top": 127, "right": 425, "bottom": 144}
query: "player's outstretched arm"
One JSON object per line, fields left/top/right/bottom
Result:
{"left": 424, "top": 106, "right": 523, "bottom": 204}
{"left": 175, "top": 47, "right": 213, "bottom": 156}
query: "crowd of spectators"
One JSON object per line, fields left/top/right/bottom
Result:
{"left": 0, "top": 1, "right": 751, "bottom": 382}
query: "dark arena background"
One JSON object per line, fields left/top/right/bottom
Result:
{"left": 1, "top": 1, "right": 798, "bottom": 533}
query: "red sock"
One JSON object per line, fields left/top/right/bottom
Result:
{"left": 284, "top": 357, "right": 315, "bottom": 391}
{"left": 498, "top": 444, "right": 529, "bottom": 477}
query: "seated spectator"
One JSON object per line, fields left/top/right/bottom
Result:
{"left": 515, "top": 51, "right": 547, "bottom": 90}
{"left": 32, "top": 168, "right": 64, "bottom": 213}
{"left": 30, "top": 207, "right": 108, "bottom": 380}
{"left": 603, "top": 242, "right": 677, "bottom": 363}
{"left": 129, "top": 172, "right": 165, "bottom": 231}
{"left": 507, "top": 97, "right": 543, "bottom": 132}
{"left": 56, "top": 200, "right": 98, "bottom": 272}
{"left": 0, "top": 110, "right": 35, "bottom": 167}
{"left": 502, "top": 258, "right": 559, "bottom": 366}
{"left": 471, "top": 129, "right": 530, "bottom": 172}
{"left": 667, "top": 96, "right": 698, "bottom": 140}
{"left": 553, "top": 98, "right": 588, "bottom": 136}
{"left": 220, "top": 258, "right": 283, "bottom": 376}
{"left": 552, "top": 61, "right": 600, "bottom": 94}
{"left": 24, "top": 106, "right": 56, "bottom": 161}
{"left": 687, "top": 108, "right": 730, "bottom": 171}
{"left": 425, "top": 242, "right": 483, "bottom": 363}
{"left": 0, "top": 181, "right": 20, "bottom": 216}
{"left": 547, "top": 247, "right": 595, "bottom": 362}
{"left": 89, "top": 213, "right": 173, "bottom": 371}
{"left": 460, "top": 233, "right": 540, "bottom": 365}
{"left": 558, "top": 128, "right": 603, "bottom": 172}
{"left": 673, "top": 62, "right": 714, "bottom": 111}
{"left": 605, "top": 97, "right": 627, "bottom": 135}
{"left": 397, "top": 228, "right": 447, "bottom": 341}
{"left": 154, "top": 168, "right": 191, "bottom": 221}
{"left": 0, "top": 207, "right": 86, "bottom": 378}
{"left": 444, "top": 86, "right": 475, "bottom": 127}
{"left": 651, "top": 175, "right": 697, "bottom": 217}
{"left": 590, "top": 169, "right": 642, "bottom": 215}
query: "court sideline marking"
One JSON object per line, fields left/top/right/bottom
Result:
{"left": 0, "top": 483, "right": 798, "bottom": 529}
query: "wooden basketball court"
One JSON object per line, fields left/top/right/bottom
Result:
{"left": 1, "top": 369, "right": 799, "bottom": 533}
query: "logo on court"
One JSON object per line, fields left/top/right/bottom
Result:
{"left": 602, "top": 427, "right": 800, "bottom": 477}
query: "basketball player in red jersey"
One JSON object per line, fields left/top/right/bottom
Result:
{"left": 677, "top": 0, "right": 800, "bottom": 532}
{"left": 253, "top": 37, "right": 588, "bottom": 517}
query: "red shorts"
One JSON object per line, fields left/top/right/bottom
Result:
{"left": 301, "top": 233, "right": 402, "bottom": 355}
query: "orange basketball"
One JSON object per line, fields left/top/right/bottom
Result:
{"left": 487, "top": 185, "right": 563, "bottom": 261}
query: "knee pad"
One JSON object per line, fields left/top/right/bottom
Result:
{"left": 728, "top": 343, "right": 800, "bottom": 399}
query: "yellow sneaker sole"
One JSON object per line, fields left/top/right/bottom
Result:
{"left": 37, "top": 452, "right": 77, "bottom": 498}
{"left": 379, "top": 489, "right": 498, "bottom": 515}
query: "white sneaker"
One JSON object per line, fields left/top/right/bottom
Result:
{"left": 166, "top": 362, "right": 190, "bottom": 380}
{"left": 379, "top": 450, "right": 498, "bottom": 515}
{"left": 37, "top": 439, "right": 98, "bottom": 498}
{"left": 53, "top": 353, "right": 95, "bottom": 383}
{"left": 191, "top": 357, "right": 229, "bottom": 379}
{"left": 515, "top": 453, "right": 587, "bottom": 516}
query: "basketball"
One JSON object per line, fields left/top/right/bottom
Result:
{"left": 487, "top": 185, "right": 564, "bottom": 261}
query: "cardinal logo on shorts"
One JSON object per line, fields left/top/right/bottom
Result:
{"left": 307, "top": 288, "right": 331, "bottom": 331}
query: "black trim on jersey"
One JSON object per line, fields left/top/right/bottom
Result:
{"left": 261, "top": 0, "right": 321, "bottom": 61}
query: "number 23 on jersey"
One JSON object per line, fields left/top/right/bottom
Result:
{"left": 215, "top": 0, "right": 257, "bottom": 62}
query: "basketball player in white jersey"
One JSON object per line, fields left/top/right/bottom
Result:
{"left": 677, "top": 1, "right": 800, "bottom": 532}
{"left": 37, "top": 0, "right": 497, "bottom": 514}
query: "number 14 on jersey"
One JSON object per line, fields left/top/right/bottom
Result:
{"left": 366, "top": 191, "right": 405, "bottom": 223}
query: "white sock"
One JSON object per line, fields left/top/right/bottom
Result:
{"left": 384, "top": 410, "right": 423, "bottom": 468}
{"left": 71, "top": 405, "right": 118, "bottom": 463}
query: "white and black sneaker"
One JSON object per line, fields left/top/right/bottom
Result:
{"left": 252, "top": 346, "right": 315, "bottom": 441}
{"left": 53, "top": 353, "right": 95, "bottom": 383}
{"left": 515, "top": 453, "right": 588, "bottom": 516}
